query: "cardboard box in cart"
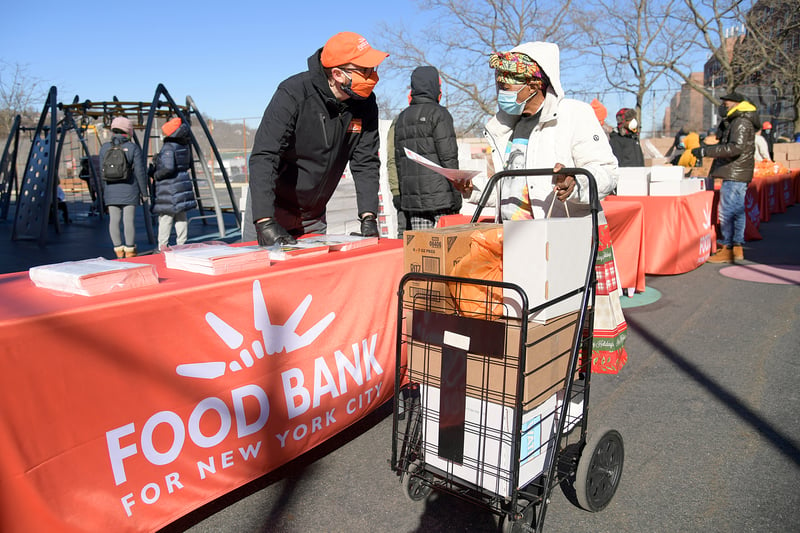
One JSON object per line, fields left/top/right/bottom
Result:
{"left": 403, "top": 223, "right": 502, "bottom": 311}
{"left": 503, "top": 217, "right": 593, "bottom": 322}
{"left": 407, "top": 311, "right": 579, "bottom": 409}
{"left": 421, "top": 384, "right": 558, "bottom": 498}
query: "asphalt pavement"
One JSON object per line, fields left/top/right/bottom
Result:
{"left": 1, "top": 184, "right": 798, "bottom": 533}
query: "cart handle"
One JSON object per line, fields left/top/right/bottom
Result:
{"left": 469, "top": 167, "right": 601, "bottom": 223}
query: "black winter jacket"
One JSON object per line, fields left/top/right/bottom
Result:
{"left": 706, "top": 105, "right": 760, "bottom": 183}
{"left": 152, "top": 123, "right": 197, "bottom": 216}
{"left": 393, "top": 66, "right": 461, "bottom": 214}
{"left": 608, "top": 131, "right": 645, "bottom": 167}
{"left": 100, "top": 134, "right": 147, "bottom": 206}
{"left": 248, "top": 49, "right": 380, "bottom": 225}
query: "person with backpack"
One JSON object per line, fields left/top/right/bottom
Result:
{"left": 152, "top": 117, "right": 197, "bottom": 250}
{"left": 99, "top": 116, "right": 147, "bottom": 258}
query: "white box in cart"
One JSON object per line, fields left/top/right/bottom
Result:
{"left": 503, "top": 218, "right": 593, "bottom": 322}
{"left": 649, "top": 165, "right": 684, "bottom": 182}
{"left": 649, "top": 179, "right": 704, "bottom": 196}
{"left": 421, "top": 385, "right": 558, "bottom": 498}
{"left": 616, "top": 167, "right": 650, "bottom": 196}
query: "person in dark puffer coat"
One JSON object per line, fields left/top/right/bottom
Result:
{"left": 152, "top": 118, "right": 197, "bottom": 250}
{"left": 393, "top": 65, "right": 463, "bottom": 234}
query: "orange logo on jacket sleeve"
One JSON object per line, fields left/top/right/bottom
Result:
{"left": 347, "top": 119, "right": 362, "bottom": 133}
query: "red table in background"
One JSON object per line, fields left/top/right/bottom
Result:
{"left": 751, "top": 171, "right": 797, "bottom": 222}
{"left": 0, "top": 241, "right": 404, "bottom": 532}
{"left": 604, "top": 191, "right": 715, "bottom": 275}
{"left": 710, "top": 170, "right": 799, "bottom": 241}
{"left": 601, "top": 199, "right": 646, "bottom": 292}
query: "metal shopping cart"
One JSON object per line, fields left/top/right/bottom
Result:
{"left": 390, "top": 169, "right": 624, "bottom": 532}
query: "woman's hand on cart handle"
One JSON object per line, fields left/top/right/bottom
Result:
{"left": 552, "top": 163, "right": 576, "bottom": 202}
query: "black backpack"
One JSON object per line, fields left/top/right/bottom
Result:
{"left": 102, "top": 138, "right": 131, "bottom": 182}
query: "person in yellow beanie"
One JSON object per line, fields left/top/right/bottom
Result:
{"left": 152, "top": 117, "right": 197, "bottom": 250}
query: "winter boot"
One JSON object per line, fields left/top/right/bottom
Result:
{"left": 707, "top": 245, "right": 733, "bottom": 264}
{"left": 123, "top": 245, "right": 137, "bottom": 258}
{"left": 732, "top": 244, "right": 744, "bottom": 262}
{"left": 114, "top": 246, "right": 125, "bottom": 259}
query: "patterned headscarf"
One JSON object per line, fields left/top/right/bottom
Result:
{"left": 489, "top": 51, "right": 545, "bottom": 87}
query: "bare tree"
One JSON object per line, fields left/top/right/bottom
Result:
{"left": 0, "top": 61, "right": 45, "bottom": 139}
{"left": 375, "top": 0, "right": 575, "bottom": 134}
{"left": 735, "top": 0, "right": 800, "bottom": 134}
{"left": 653, "top": 0, "right": 751, "bottom": 101}
{"left": 572, "top": 0, "right": 692, "bottom": 135}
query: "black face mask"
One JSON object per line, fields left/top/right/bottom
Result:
{"left": 718, "top": 104, "right": 729, "bottom": 119}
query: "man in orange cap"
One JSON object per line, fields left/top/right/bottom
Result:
{"left": 247, "top": 31, "right": 389, "bottom": 245}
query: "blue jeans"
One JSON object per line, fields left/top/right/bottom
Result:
{"left": 718, "top": 180, "right": 747, "bottom": 246}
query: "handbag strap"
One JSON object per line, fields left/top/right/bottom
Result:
{"left": 546, "top": 188, "right": 570, "bottom": 218}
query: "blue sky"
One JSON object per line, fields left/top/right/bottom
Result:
{"left": 2, "top": 1, "right": 416, "bottom": 122}
{"left": 3, "top": 0, "right": 691, "bottom": 133}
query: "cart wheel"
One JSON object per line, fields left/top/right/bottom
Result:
{"left": 500, "top": 499, "right": 534, "bottom": 533}
{"left": 575, "top": 428, "right": 624, "bottom": 512}
{"left": 401, "top": 460, "right": 432, "bottom": 502}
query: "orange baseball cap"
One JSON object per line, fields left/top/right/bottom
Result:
{"left": 321, "top": 32, "right": 388, "bottom": 68}
{"left": 763, "top": 121, "right": 772, "bottom": 130}
{"left": 162, "top": 117, "right": 182, "bottom": 137}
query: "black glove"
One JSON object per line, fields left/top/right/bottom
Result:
{"left": 691, "top": 147, "right": 704, "bottom": 159}
{"left": 359, "top": 214, "right": 379, "bottom": 238}
{"left": 255, "top": 219, "right": 297, "bottom": 246}
{"left": 392, "top": 195, "right": 402, "bottom": 211}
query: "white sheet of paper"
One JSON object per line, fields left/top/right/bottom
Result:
{"left": 403, "top": 147, "right": 481, "bottom": 183}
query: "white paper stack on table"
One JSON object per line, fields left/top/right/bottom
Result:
{"left": 297, "top": 234, "right": 379, "bottom": 251}
{"left": 29, "top": 258, "right": 159, "bottom": 296}
{"left": 264, "top": 240, "right": 332, "bottom": 261}
{"left": 163, "top": 243, "right": 269, "bottom": 275}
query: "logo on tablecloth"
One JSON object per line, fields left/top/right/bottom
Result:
{"left": 176, "top": 280, "right": 335, "bottom": 379}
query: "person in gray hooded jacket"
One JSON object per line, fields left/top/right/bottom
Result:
{"left": 393, "top": 66, "right": 462, "bottom": 233}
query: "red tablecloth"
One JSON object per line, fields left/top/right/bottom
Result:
{"left": 0, "top": 240, "right": 404, "bottom": 532}
{"left": 601, "top": 199, "right": 646, "bottom": 292}
{"left": 750, "top": 171, "right": 798, "bottom": 222}
{"left": 604, "top": 191, "right": 714, "bottom": 275}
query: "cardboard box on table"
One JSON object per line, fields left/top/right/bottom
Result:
{"left": 616, "top": 167, "right": 650, "bottom": 196}
{"left": 649, "top": 179, "right": 705, "bottom": 196}
{"left": 649, "top": 165, "right": 684, "bottom": 182}
{"left": 502, "top": 218, "right": 593, "bottom": 322}
{"left": 403, "top": 223, "right": 502, "bottom": 311}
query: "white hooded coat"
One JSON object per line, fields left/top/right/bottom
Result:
{"left": 473, "top": 42, "right": 619, "bottom": 218}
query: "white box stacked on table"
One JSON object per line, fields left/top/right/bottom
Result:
{"left": 649, "top": 165, "right": 684, "bottom": 182}
{"left": 502, "top": 218, "right": 593, "bottom": 322}
{"left": 649, "top": 178, "right": 705, "bottom": 196}
{"left": 421, "top": 385, "right": 558, "bottom": 498}
{"left": 616, "top": 167, "right": 650, "bottom": 196}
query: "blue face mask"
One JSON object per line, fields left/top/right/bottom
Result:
{"left": 498, "top": 87, "right": 534, "bottom": 115}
